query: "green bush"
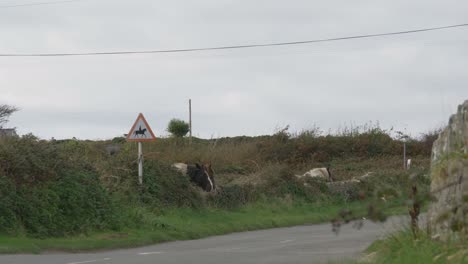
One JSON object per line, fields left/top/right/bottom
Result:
{"left": 0, "top": 124, "right": 434, "bottom": 238}
{"left": 0, "top": 136, "right": 123, "bottom": 236}
{"left": 139, "top": 161, "right": 204, "bottom": 208}
{"left": 167, "top": 119, "right": 190, "bottom": 138}
{"left": 0, "top": 134, "right": 62, "bottom": 183}
{"left": 256, "top": 165, "right": 327, "bottom": 202}
{"left": 209, "top": 185, "right": 258, "bottom": 209}
{"left": 13, "top": 170, "right": 121, "bottom": 237}
{"left": 0, "top": 176, "right": 18, "bottom": 233}
{"left": 52, "top": 170, "right": 121, "bottom": 234}
{"left": 15, "top": 184, "right": 62, "bottom": 237}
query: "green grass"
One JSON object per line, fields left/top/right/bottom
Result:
{"left": 0, "top": 199, "right": 396, "bottom": 254}
{"left": 356, "top": 230, "right": 468, "bottom": 264}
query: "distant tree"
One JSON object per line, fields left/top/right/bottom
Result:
{"left": 0, "top": 104, "right": 18, "bottom": 128}
{"left": 167, "top": 118, "right": 190, "bottom": 138}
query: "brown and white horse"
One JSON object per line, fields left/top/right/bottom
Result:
{"left": 173, "top": 163, "right": 216, "bottom": 192}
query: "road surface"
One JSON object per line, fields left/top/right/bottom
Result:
{"left": 0, "top": 216, "right": 412, "bottom": 264}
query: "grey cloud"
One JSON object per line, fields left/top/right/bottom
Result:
{"left": 1, "top": 0, "right": 468, "bottom": 139}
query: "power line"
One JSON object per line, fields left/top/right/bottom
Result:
{"left": 0, "top": 0, "right": 87, "bottom": 9}
{"left": 1, "top": 23, "right": 467, "bottom": 57}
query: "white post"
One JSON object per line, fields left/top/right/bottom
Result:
{"left": 138, "top": 142, "right": 143, "bottom": 184}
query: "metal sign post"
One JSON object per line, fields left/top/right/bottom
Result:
{"left": 126, "top": 113, "right": 157, "bottom": 185}
{"left": 138, "top": 142, "right": 143, "bottom": 184}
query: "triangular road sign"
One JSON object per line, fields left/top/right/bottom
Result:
{"left": 126, "top": 113, "right": 157, "bottom": 142}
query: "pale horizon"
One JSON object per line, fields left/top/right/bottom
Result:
{"left": 1, "top": 0, "right": 467, "bottom": 140}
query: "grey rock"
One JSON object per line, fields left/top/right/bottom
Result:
{"left": 428, "top": 100, "right": 468, "bottom": 240}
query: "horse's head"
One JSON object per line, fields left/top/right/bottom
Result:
{"left": 195, "top": 162, "right": 216, "bottom": 192}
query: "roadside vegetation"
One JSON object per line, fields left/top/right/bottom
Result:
{"left": 0, "top": 107, "right": 438, "bottom": 253}
{"left": 355, "top": 230, "right": 468, "bottom": 264}
{"left": 0, "top": 200, "right": 378, "bottom": 253}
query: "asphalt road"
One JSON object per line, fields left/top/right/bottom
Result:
{"left": 0, "top": 216, "right": 412, "bottom": 264}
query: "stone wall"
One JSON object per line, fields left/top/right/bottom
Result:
{"left": 428, "top": 100, "right": 468, "bottom": 240}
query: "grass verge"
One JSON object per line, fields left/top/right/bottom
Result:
{"left": 0, "top": 199, "right": 405, "bottom": 254}
{"left": 357, "top": 230, "right": 468, "bottom": 264}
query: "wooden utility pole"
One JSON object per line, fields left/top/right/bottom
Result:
{"left": 189, "top": 99, "right": 192, "bottom": 145}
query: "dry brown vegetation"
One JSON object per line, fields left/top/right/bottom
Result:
{"left": 0, "top": 124, "right": 436, "bottom": 237}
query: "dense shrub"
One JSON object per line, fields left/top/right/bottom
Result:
{"left": 238, "top": 164, "right": 329, "bottom": 203}
{"left": 0, "top": 124, "right": 434, "bottom": 237}
{"left": 138, "top": 161, "right": 204, "bottom": 208}
{"left": 327, "top": 182, "right": 362, "bottom": 202}
{"left": 0, "top": 176, "right": 18, "bottom": 233}
{"left": 0, "top": 136, "right": 122, "bottom": 236}
{"left": 51, "top": 170, "right": 121, "bottom": 235}
{"left": 120, "top": 123, "right": 433, "bottom": 174}
{"left": 0, "top": 134, "right": 62, "bottom": 183}
{"left": 167, "top": 118, "right": 190, "bottom": 138}
{"left": 252, "top": 126, "right": 431, "bottom": 165}
{"left": 4, "top": 170, "right": 121, "bottom": 237}
{"left": 208, "top": 184, "right": 258, "bottom": 209}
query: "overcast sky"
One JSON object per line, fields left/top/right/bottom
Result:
{"left": 1, "top": 0, "right": 467, "bottom": 140}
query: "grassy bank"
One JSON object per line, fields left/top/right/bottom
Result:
{"left": 0, "top": 199, "right": 409, "bottom": 254}
{"left": 356, "top": 230, "right": 468, "bottom": 264}
{"left": 0, "top": 127, "right": 434, "bottom": 253}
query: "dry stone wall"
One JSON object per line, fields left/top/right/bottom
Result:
{"left": 428, "top": 100, "right": 468, "bottom": 240}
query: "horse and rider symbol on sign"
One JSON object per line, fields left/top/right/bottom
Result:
{"left": 126, "top": 113, "right": 156, "bottom": 142}
{"left": 134, "top": 126, "right": 147, "bottom": 138}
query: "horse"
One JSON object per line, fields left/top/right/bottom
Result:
{"left": 172, "top": 162, "right": 216, "bottom": 192}
{"left": 296, "top": 166, "right": 333, "bottom": 182}
{"left": 134, "top": 126, "right": 147, "bottom": 137}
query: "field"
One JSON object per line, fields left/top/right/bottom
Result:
{"left": 0, "top": 125, "right": 436, "bottom": 253}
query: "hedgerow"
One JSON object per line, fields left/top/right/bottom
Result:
{"left": 0, "top": 124, "right": 434, "bottom": 237}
